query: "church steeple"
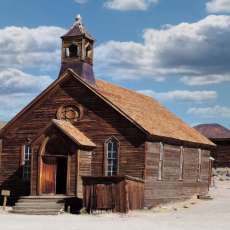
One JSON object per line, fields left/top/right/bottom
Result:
{"left": 59, "top": 15, "right": 95, "bottom": 84}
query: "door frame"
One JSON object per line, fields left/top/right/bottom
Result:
{"left": 37, "top": 136, "right": 70, "bottom": 196}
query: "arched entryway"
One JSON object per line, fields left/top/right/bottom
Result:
{"left": 31, "top": 119, "right": 96, "bottom": 197}
{"left": 39, "top": 134, "right": 70, "bottom": 195}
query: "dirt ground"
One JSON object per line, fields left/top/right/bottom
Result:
{"left": 0, "top": 180, "right": 229, "bottom": 230}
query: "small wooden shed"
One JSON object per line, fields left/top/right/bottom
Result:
{"left": 194, "top": 124, "right": 230, "bottom": 167}
{"left": 82, "top": 176, "right": 144, "bottom": 213}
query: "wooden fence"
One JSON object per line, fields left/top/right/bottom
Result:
{"left": 82, "top": 175, "right": 144, "bottom": 213}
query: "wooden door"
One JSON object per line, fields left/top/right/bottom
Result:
{"left": 41, "top": 156, "right": 57, "bottom": 194}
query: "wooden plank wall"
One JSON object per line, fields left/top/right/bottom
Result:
{"left": 126, "top": 178, "right": 144, "bottom": 210}
{"left": 144, "top": 142, "right": 210, "bottom": 208}
{"left": 213, "top": 140, "right": 230, "bottom": 167}
{"left": 77, "top": 150, "right": 92, "bottom": 198}
{"left": 82, "top": 176, "right": 144, "bottom": 213}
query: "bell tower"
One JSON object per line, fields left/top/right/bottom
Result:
{"left": 59, "top": 15, "right": 95, "bottom": 84}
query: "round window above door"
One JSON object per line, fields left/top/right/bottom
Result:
{"left": 57, "top": 105, "right": 83, "bottom": 122}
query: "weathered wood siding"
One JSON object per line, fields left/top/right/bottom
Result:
{"left": 212, "top": 140, "right": 230, "bottom": 167}
{"left": 77, "top": 150, "right": 92, "bottom": 198}
{"left": 82, "top": 176, "right": 144, "bottom": 213}
{"left": 0, "top": 75, "right": 146, "bottom": 197}
{"left": 144, "top": 142, "right": 210, "bottom": 208}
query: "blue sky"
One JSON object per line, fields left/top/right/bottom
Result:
{"left": 0, "top": 0, "right": 230, "bottom": 128}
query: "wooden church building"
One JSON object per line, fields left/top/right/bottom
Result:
{"left": 0, "top": 16, "right": 215, "bottom": 214}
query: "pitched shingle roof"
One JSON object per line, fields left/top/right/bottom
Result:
{"left": 95, "top": 80, "right": 214, "bottom": 146}
{"left": 194, "top": 124, "right": 230, "bottom": 140}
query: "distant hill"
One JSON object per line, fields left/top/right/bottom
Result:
{"left": 194, "top": 123, "right": 230, "bottom": 139}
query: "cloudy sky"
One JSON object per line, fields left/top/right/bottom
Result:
{"left": 0, "top": 0, "right": 230, "bottom": 128}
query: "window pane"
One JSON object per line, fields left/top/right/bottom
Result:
{"left": 108, "top": 142, "right": 113, "bottom": 152}
{"left": 113, "top": 142, "right": 118, "bottom": 152}
{"left": 23, "top": 145, "right": 31, "bottom": 181}
{"left": 106, "top": 138, "right": 119, "bottom": 176}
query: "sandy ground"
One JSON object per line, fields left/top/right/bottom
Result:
{"left": 0, "top": 181, "right": 229, "bottom": 230}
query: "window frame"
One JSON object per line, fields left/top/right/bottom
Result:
{"left": 158, "top": 142, "right": 164, "bottom": 181}
{"left": 22, "top": 144, "right": 32, "bottom": 181}
{"left": 197, "top": 148, "right": 202, "bottom": 182}
{"left": 179, "top": 146, "right": 184, "bottom": 181}
{"left": 68, "top": 43, "right": 80, "bottom": 58}
{"left": 104, "top": 137, "right": 119, "bottom": 176}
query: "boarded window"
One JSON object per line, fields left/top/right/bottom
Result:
{"left": 105, "top": 137, "right": 119, "bottom": 176}
{"left": 179, "top": 146, "right": 184, "bottom": 180}
{"left": 158, "top": 142, "right": 164, "bottom": 180}
{"left": 22, "top": 145, "right": 32, "bottom": 181}
{"left": 197, "top": 149, "right": 202, "bottom": 182}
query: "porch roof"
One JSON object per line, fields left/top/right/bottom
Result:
{"left": 52, "top": 119, "right": 96, "bottom": 148}
{"left": 31, "top": 119, "right": 96, "bottom": 148}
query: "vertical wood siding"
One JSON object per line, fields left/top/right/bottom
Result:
{"left": 144, "top": 142, "right": 210, "bottom": 208}
{"left": 212, "top": 141, "right": 230, "bottom": 167}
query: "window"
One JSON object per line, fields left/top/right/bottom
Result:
{"left": 105, "top": 137, "right": 119, "bottom": 176}
{"left": 158, "top": 142, "right": 164, "bottom": 180}
{"left": 197, "top": 148, "right": 202, "bottom": 182}
{"left": 22, "top": 145, "right": 32, "bottom": 181}
{"left": 57, "top": 105, "right": 81, "bottom": 122}
{"left": 69, "top": 43, "right": 79, "bottom": 58}
{"left": 179, "top": 146, "right": 184, "bottom": 180}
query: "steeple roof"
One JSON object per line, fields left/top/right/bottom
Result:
{"left": 61, "top": 15, "right": 94, "bottom": 41}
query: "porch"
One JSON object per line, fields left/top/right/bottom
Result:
{"left": 12, "top": 175, "right": 144, "bottom": 214}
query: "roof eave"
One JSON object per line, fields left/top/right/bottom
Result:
{"left": 147, "top": 134, "right": 216, "bottom": 150}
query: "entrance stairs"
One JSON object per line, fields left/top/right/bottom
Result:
{"left": 11, "top": 196, "right": 66, "bottom": 215}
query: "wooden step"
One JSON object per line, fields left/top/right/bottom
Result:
{"left": 12, "top": 196, "right": 67, "bottom": 215}
{"left": 11, "top": 209, "right": 62, "bottom": 215}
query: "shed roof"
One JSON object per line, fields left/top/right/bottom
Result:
{"left": 52, "top": 119, "right": 96, "bottom": 147}
{"left": 194, "top": 124, "right": 230, "bottom": 140}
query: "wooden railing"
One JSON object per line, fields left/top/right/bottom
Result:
{"left": 82, "top": 175, "right": 144, "bottom": 213}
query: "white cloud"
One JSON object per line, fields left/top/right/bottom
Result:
{"left": 0, "top": 26, "right": 65, "bottom": 70}
{"left": 0, "top": 68, "right": 52, "bottom": 94}
{"left": 0, "top": 68, "right": 53, "bottom": 121}
{"left": 187, "top": 105, "right": 230, "bottom": 118}
{"left": 74, "top": 0, "right": 88, "bottom": 4}
{"left": 206, "top": 0, "right": 230, "bottom": 13}
{"left": 104, "top": 0, "right": 158, "bottom": 11}
{"left": 139, "top": 90, "right": 217, "bottom": 102}
{"left": 95, "top": 15, "right": 230, "bottom": 82}
{"left": 181, "top": 74, "right": 230, "bottom": 86}
{"left": 0, "top": 93, "right": 35, "bottom": 121}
